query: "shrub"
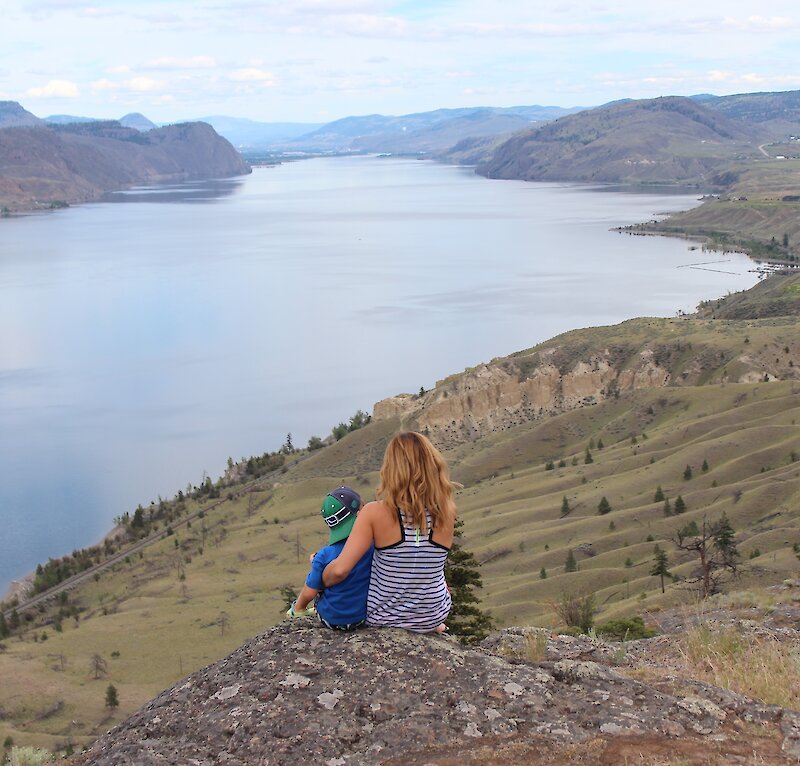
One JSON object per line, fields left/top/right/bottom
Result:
{"left": 596, "top": 616, "right": 657, "bottom": 641}
{"left": 550, "top": 592, "right": 596, "bottom": 633}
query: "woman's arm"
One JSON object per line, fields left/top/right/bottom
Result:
{"left": 322, "top": 505, "right": 375, "bottom": 587}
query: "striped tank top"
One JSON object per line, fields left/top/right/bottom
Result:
{"left": 366, "top": 510, "right": 452, "bottom": 633}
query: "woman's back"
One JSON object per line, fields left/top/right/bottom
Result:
{"left": 367, "top": 506, "right": 451, "bottom": 632}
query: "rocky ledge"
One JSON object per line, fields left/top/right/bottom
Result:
{"left": 70, "top": 621, "right": 800, "bottom": 765}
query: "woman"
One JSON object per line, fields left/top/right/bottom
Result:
{"left": 322, "top": 431, "right": 456, "bottom": 633}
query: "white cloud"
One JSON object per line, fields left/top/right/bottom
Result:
{"left": 228, "top": 68, "right": 276, "bottom": 84}
{"left": 107, "top": 65, "right": 131, "bottom": 74}
{"left": 127, "top": 77, "right": 166, "bottom": 92}
{"left": 90, "top": 78, "right": 119, "bottom": 92}
{"left": 145, "top": 56, "right": 217, "bottom": 70}
{"left": 25, "top": 79, "right": 79, "bottom": 98}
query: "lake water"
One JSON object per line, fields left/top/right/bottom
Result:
{"left": 0, "top": 156, "right": 757, "bottom": 593}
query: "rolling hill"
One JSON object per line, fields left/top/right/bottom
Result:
{"left": 477, "top": 96, "right": 766, "bottom": 185}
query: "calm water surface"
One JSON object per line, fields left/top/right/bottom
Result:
{"left": 0, "top": 156, "right": 757, "bottom": 591}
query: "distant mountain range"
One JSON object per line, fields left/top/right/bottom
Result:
{"left": 0, "top": 102, "right": 250, "bottom": 211}
{"left": 3, "top": 88, "right": 800, "bottom": 210}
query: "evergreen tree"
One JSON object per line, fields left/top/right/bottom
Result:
{"left": 674, "top": 495, "right": 686, "bottom": 514}
{"left": 584, "top": 448, "right": 594, "bottom": 464}
{"left": 444, "top": 519, "right": 493, "bottom": 644}
{"left": 702, "top": 459, "right": 709, "bottom": 473}
{"left": 654, "top": 485, "right": 665, "bottom": 502}
{"left": 564, "top": 548, "right": 578, "bottom": 572}
{"left": 663, "top": 497, "right": 672, "bottom": 516}
{"left": 597, "top": 437, "right": 604, "bottom": 449}
{"left": 282, "top": 432, "right": 294, "bottom": 453}
{"left": 683, "top": 464, "right": 693, "bottom": 480}
{"left": 597, "top": 496, "right": 612, "bottom": 515}
{"left": 105, "top": 684, "right": 119, "bottom": 710}
{"left": 650, "top": 545, "right": 671, "bottom": 593}
{"left": 674, "top": 513, "right": 740, "bottom": 598}
{"left": 8, "top": 609, "right": 20, "bottom": 631}
{"left": 0, "top": 611, "right": 8, "bottom": 639}
{"left": 539, "top": 567, "right": 547, "bottom": 579}
{"left": 560, "top": 496, "right": 571, "bottom": 517}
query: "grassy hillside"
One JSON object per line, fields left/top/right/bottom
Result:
{"left": 476, "top": 96, "right": 765, "bottom": 184}
{"left": 2, "top": 302, "right": 799, "bottom": 754}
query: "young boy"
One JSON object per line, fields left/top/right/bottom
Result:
{"left": 286, "top": 486, "right": 373, "bottom": 630}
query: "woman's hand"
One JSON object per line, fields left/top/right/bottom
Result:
{"left": 322, "top": 504, "right": 375, "bottom": 586}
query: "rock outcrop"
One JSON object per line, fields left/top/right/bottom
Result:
{"left": 373, "top": 318, "right": 800, "bottom": 445}
{"left": 70, "top": 621, "right": 800, "bottom": 765}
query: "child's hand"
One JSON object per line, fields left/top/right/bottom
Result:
{"left": 309, "top": 551, "right": 317, "bottom": 565}
{"left": 286, "top": 600, "right": 317, "bottom": 619}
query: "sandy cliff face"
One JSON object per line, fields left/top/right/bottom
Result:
{"left": 373, "top": 325, "right": 800, "bottom": 444}
{"left": 374, "top": 347, "right": 671, "bottom": 443}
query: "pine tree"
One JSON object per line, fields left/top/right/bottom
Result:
{"left": 597, "top": 438, "right": 605, "bottom": 449}
{"left": 0, "top": 611, "right": 9, "bottom": 639}
{"left": 584, "top": 448, "right": 594, "bottom": 464}
{"left": 597, "top": 496, "right": 612, "bottom": 515}
{"left": 105, "top": 684, "right": 119, "bottom": 710}
{"left": 674, "top": 495, "right": 686, "bottom": 514}
{"left": 444, "top": 519, "right": 493, "bottom": 644}
{"left": 650, "top": 545, "right": 671, "bottom": 593}
{"left": 564, "top": 548, "right": 578, "bottom": 572}
{"left": 560, "top": 496, "right": 571, "bottom": 517}
{"left": 663, "top": 497, "right": 672, "bottom": 516}
{"left": 674, "top": 513, "right": 740, "bottom": 598}
{"left": 654, "top": 485, "right": 665, "bottom": 502}
{"left": 539, "top": 567, "right": 547, "bottom": 579}
{"left": 683, "top": 464, "right": 693, "bottom": 480}
{"left": 702, "top": 459, "right": 709, "bottom": 473}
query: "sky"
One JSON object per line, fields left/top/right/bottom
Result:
{"left": 2, "top": 0, "right": 800, "bottom": 124}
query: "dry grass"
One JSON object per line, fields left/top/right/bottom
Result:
{"left": 676, "top": 624, "right": 800, "bottom": 709}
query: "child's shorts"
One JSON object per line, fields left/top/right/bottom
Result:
{"left": 319, "top": 615, "right": 366, "bottom": 632}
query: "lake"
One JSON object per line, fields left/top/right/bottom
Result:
{"left": 0, "top": 156, "right": 757, "bottom": 593}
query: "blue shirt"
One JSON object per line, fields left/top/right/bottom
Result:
{"left": 306, "top": 540, "right": 374, "bottom": 626}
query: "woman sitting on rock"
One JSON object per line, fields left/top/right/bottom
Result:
{"left": 322, "top": 431, "right": 455, "bottom": 633}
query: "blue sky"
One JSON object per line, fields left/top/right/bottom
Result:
{"left": 2, "top": 0, "right": 799, "bottom": 122}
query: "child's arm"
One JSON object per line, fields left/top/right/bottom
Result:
{"left": 292, "top": 585, "right": 319, "bottom": 614}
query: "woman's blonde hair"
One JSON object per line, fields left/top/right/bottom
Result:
{"left": 376, "top": 431, "right": 456, "bottom": 533}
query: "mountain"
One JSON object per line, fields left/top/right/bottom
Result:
{"left": 285, "top": 104, "right": 584, "bottom": 154}
{"left": 0, "top": 119, "right": 250, "bottom": 211}
{"left": 44, "top": 114, "right": 101, "bottom": 125}
{"left": 477, "top": 96, "right": 765, "bottom": 185}
{"left": 0, "top": 100, "right": 42, "bottom": 128}
{"left": 119, "top": 112, "right": 157, "bottom": 131}
{"left": 700, "top": 89, "right": 800, "bottom": 138}
{"left": 193, "top": 115, "right": 324, "bottom": 148}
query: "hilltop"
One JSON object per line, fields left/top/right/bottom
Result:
{"left": 1, "top": 273, "right": 799, "bottom": 755}
{"left": 0, "top": 109, "right": 250, "bottom": 212}
{"left": 476, "top": 96, "right": 765, "bottom": 185}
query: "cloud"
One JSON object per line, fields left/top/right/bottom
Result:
{"left": 107, "top": 65, "right": 131, "bottom": 75}
{"left": 25, "top": 79, "right": 79, "bottom": 98}
{"left": 90, "top": 78, "right": 119, "bottom": 92}
{"left": 127, "top": 77, "right": 166, "bottom": 92}
{"left": 228, "top": 68, "right": 276, "bottom": 84}
{"left": 90, "top": 77, "right": 166, "bottom": 93}
{"left": 145, "top": 56, "right": 217, "bottom": 70}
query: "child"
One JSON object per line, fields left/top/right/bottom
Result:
{"left": 286, "top": 486, "right": 373, "bottom": 630}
